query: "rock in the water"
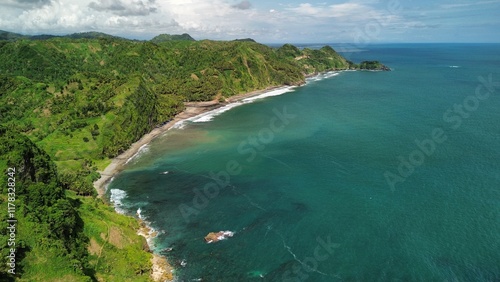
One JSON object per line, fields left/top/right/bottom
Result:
{"left": 204, "top": 231, "right": 234, "bottom": 243}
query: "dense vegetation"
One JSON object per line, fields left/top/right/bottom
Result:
{"left": 0, "top": 31, "right": 388, "bottom": 280}
{"left": 150, "top": 33, "right": 195, "bottom": 43}
{"left": 0, "top": 130, "right": 91, "bottom": 281}
{"left": 359, "top": 60, "right": 391, "bottom": 71}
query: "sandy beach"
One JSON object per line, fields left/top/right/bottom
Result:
{"left": 93, "top": 84, "right": 292, "bottom": 196}
{"left": 92, "top": 84, "right": 297, "bottom": 281}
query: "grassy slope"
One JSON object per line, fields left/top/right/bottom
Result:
{"left": 0, "top": 187, "right": 154, "bottom": 282}
{"left": 73, "top": 192, "right": 153, "bottom": 282}
{"left": 0, "top": 132, "right": 155, "bottom": 281}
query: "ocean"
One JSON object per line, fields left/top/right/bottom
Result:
{"left": 107, "top": 44, "right": 500, "bottom": 281}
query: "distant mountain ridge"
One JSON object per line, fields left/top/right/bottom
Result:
{"left": 0, "top": 29, "right": 193, "bottom": 42}
{"left": 0, "top": 30, "right": 128, "bottom": 41}
{"left": 150, "top": 33, "right": 196, "bottom": 43}
{"left": 0, "top": 29, "right": 27, "bottom": 40}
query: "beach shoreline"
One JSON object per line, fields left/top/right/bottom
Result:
{"left": 92, "top": 83, "right": 303, "bottom": 281}
{"left": 92, "top": 70, "right": 347, "bottom": 281}
{"left": 92, "top": 70, "right": 347, "bottom": 196}
{"left": 93, "top": 84, "right": 294, "bottom": 197}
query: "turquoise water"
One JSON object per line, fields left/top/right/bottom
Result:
{"left": 108, "top": 44, "right": 500, "bottom": 281}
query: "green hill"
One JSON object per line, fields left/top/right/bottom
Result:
{"left": 0, "top": 33, "right": 388, "bottom": 280}
{"left": 0, "top": 30, "right": 27, "bottom": 41}
{"left": 150, "top": 33, "right": 195, "bottom": 43}
{"left": 66, "top": 31, "right": 126, "bottom": 40}
{"left": 0, "top": 30, "right": 126, "bottom": 41}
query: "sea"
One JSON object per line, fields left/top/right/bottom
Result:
{"left": 107, "top": 44, "right": 500, "bottom": 281}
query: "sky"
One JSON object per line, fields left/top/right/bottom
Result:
{"left": 0, "top": 0, "right": 499, "bottom": 43}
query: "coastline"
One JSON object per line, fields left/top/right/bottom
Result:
{"left": 93, "top": 69, "right": 350, "bottom": 195}
{"left": 137, "top": 218, "right": 174, "bottom": 281}
{"left": 92, "top": 83, "right": 303, "bottom": 281}
{"left": 93, "top": 84, "right": 293, "bottom": 197}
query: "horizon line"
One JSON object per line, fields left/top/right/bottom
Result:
{"left": 2, "top": 29, "right": 499, "bottom": 45}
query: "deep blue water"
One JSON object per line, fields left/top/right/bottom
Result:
{"left": 108, "top": 44, "right": 500, "bottom": 281}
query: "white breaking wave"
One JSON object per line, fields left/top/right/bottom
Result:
{"left": 241, "top": 86, "right": 295, "bottom": 103}
{"left": 137, "top": 207, "right": 143, "bottom": 219}
{"left": 191, "top": 103, "right": 243, "bottom": 123}
{"left": 171, "top": 119, "right": 188, "bottom": 129}
{"left": 306, "top": 71, "right": 341, "bottom": 83}
{"left": 325, "top": 72, "right": 340, "bottom": 78}
{"left": 173, "top": 86, "right": 296, "bottom": 127}
{"left": 125, "top": 144, "right": 149, "bottom": 164}
{"left": 192, "top": 87, "right": 296, "bottom": 123}
{"left": 109, "top": 188, "right": 127, "bottom": 214}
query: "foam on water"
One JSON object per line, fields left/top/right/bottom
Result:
{"left": 191, "top": 103, "right": 243, "bottom": 123}
{"left": 191, "top": 87, "right": 296, "bottom": 123}
{"left": 171, "top": 119, "right": 187, "bottom": 129}
{"left": 125, "top": 144, "right": 149, "bottom": 164}
{"left": 137, "top": 207, "right": 143, "bottom": 219}
{"left": 109, "top": 188, "right": 128, "bottom": 214}
{"left": 171, "top": 86, "right": 296, "bottom": 128}
{"left": 306, "top": 71, "right": 341, "bottom": 83}
{"left": 241, "top": 86, "right": 295, "bottom": 103}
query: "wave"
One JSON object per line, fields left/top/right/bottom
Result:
{"left": 191, "top": 103, "right": 244, "bottom": 123}
{"left": 137, "top": 207, "right": 143, "bottom": 220}
{"left": 171, "top": 121, "right": 186, "bottom": 129}
{"left": 125, "top": 144, "right": 149, "bottom": 164}
{"left": 306, "top": 71, "right": 341, "bottom": 83}
{"left": 173, "top": 86, "right": 296, "bottom": 128}
{"left": 241, "top": 86, "right": 296, "bottom": 103}
{"left": 192, "top": 87, "right": 296, "bottom": 123}
{"left": 109, "top": 188, "right": 128, "bottom": 214}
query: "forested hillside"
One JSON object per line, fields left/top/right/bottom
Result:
{"left": 0, "top": 36, "right": 361, "bottom": 185}
{"left": 0, "top": 32, "right": 387, "bottom": 280}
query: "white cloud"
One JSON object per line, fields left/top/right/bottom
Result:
{"left": 0, "top": 0, "right": 427, "bottom": 42}
{"left": 16, "top": 0, "right": 97, "bottom": 31}
{"left": 88, "top": 0, "right": 158, "bottom": 16}
{"left": 289, "top": 3, "right": 322, "bottom": 16}
{"left": 232, "top": 0, "right": 251, "bottom": 10}
{"left": 0, "top": 0, "right": 211, "bottom": 36}
{"left": 286, "top": 2, "right": 374, "bottom": 18}
{"left": 329, "top": 3, "right": 369, "bottom": 18}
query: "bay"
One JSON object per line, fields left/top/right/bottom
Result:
{"left": 108, "top": 44, "right": 500, "bottom": 281}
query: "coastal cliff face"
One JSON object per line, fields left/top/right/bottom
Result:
{"left": 0, "top": 33, "right": 388, "bottom": 280}
{"left": 0, "top": 129, "right": 153, "bottom": 281}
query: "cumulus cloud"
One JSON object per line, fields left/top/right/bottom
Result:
{"left": 287, "top": 2, "right": 385, "bottom": 20}
{"left": 231, "top": 0, "right": 251, "bottom": 10}
{"left": 17, "top": 1, "right": 97, "bottom": 31}
{"left": 0, "top": 0, "right": 433, "bottom": 42}
{"left": 88, "top": 0, "right": 157, "bottom": 16}
{"left": 14, "top": 0, "right": 50, "bottom": 4}
{"left": 2, "top": 0, "right": 51, "bottom": 9}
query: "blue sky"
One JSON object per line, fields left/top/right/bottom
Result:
{"left": 1, "top": 0, "right": 499, "bottom": 43}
